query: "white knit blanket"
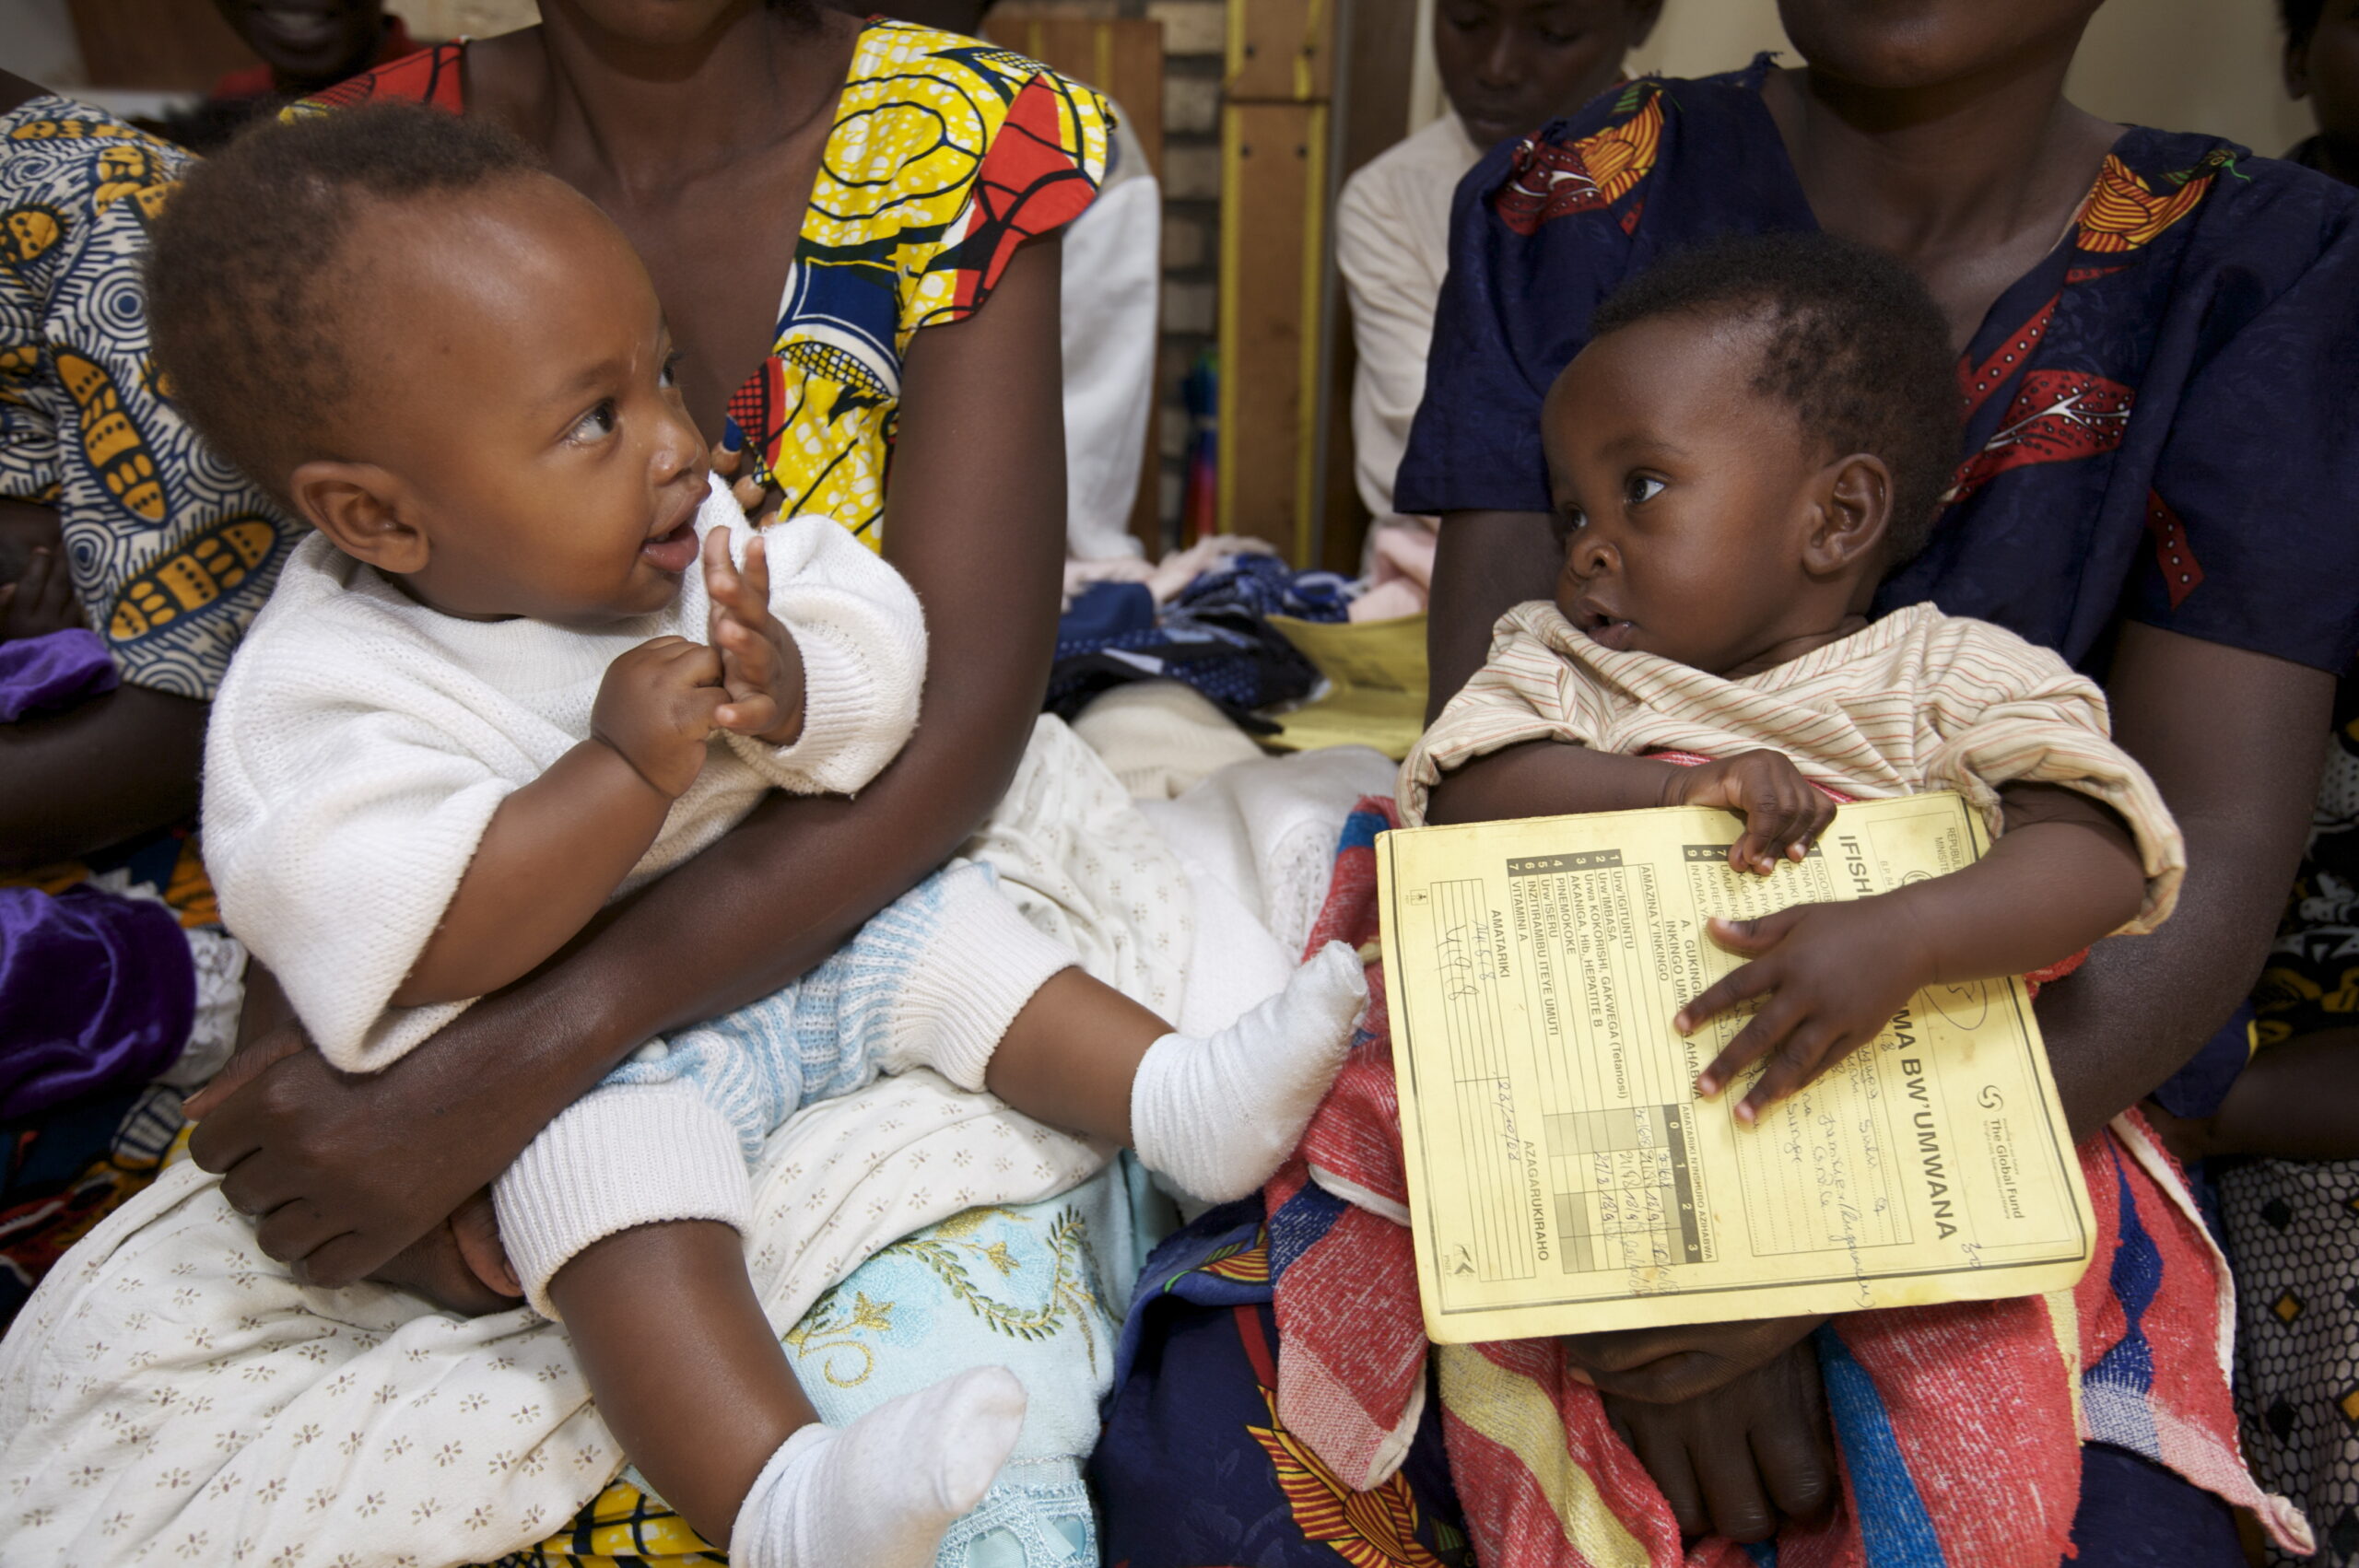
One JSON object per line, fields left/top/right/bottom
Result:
{"left": 0, "top": 717, "right": 1186, "bottom": 1568}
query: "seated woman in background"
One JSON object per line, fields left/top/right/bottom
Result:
{"left": 163, "top": 0, "right": 417, "bottom": 150}
{"left": 1095, "top": 0, "right": 2359, "bottom": 1562}
{"left": 0, "top": 70, "right": 295, "bottom": 1326}
{"left": 1334, "top": 0, "right": 1659, "bottom": 621}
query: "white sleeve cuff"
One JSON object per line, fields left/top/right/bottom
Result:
{"left": 493, "top": 1078, "right": 752, "bottom": 1318}
{"left": 720, "top": 625, "right": 893, "bottom": 794}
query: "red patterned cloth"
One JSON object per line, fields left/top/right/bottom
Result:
{"left": 1265, "top": 798, "right": 2306, "bottom": 1565}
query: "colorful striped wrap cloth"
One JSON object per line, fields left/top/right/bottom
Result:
{"left": 1261, "top": 799, "right": 2311, "bottom": 1566}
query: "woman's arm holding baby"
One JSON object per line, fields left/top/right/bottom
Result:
{"left": 187, "top": 238, "right": 1067, "bottom": 1289}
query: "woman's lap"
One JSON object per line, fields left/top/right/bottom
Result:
{"left": 519, "top": 1171, "right": 1139, "bottom": 1568}
{"left": 781, "top": 1167, "right": 1136, "bottom": 1568}
{"left": 0, "top": 1154, "right": 1134, "bottom": 1568}
{"left": 1091, "top": 1284, "right": 1474, "bottom": 1567}
{"left": 1090, "top": 1208, "right": 2248, "bottom": 1568}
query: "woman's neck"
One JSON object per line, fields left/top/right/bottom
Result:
{"left": 1766, "top": 57, "right": 2110, "bottom": 259}
{"left": 478, "top": 2, "right": 852, "bottom": 199}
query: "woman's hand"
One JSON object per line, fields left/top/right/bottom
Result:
{"left": 0, "top": 544, "right": 84, "bottom": 641}
{"left": 1560, "top": 1313, "right": 1825, "bottom": 1404}
{"left": 1602, "top": 1335, "right": 1836, "bottom": 1543}
{"left": 186, "top": 1015, "right": 510, "bottom": 1283}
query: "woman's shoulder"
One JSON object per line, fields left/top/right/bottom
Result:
{"left": 838, "top": 18, "right": 1109, "bottom": 155}
{"left": 0, "top": 95, "right": 189, "bottom": 218}
{"left": 1473, "top": 56, "right": 1799, "bottom": 244}
{"left": 816, "top": 19, "right": 1109, "bottom": 333}
{"left": 290, "top": 41, "right": 468, "bottom": 116}
{"left": 2099, "top": 124, "right": 2359, "bottom": 261}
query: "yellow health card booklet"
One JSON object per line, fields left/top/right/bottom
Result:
{"left": 1375, "top": 792, "right": 2095, "bottom": 1343}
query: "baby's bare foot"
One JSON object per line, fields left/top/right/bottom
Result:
{"left": 362, "top": 1209, "right": 521, "bottom": 1317}
{"left": 449, "top": 1187, "right": 524, "bottom": 1300}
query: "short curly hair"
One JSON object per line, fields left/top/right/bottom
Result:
{"left": 1588, "top": 230, "right": 1960, "bottom": 568}
{"left": 146, "top": 102, "right": 540, "bottom": 506}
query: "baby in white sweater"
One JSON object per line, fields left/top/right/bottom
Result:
{"left": 149, "top": 105, "right": 1363, "bottom": 1567}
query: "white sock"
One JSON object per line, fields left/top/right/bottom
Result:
{"left": 732, "top": 1366, "right": 1027, "bottom": 1568}
{"left": 1130, "top": 942, "right": 1367, "bottom": 1204}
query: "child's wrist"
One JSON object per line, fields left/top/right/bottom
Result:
{"left": 589, "top": 732, "right": 692, "bottom": 802}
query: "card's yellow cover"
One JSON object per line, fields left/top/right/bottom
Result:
{"left": 1376, "top": 792, "right": 2095, "bottom": 1343}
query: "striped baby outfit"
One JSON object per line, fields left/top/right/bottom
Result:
{"left": 1400, "top": 599, "right": 2185, "bottom": 933}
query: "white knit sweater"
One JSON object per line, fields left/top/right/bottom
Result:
{"left": 205, "top": 476, "right": 926, "bottom": 1073}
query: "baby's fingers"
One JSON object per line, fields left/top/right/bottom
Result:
{"left": 701, "top": 525, "right": 740, "bottom": 601}
{"left": 1730, "top": 789, "right": 1817, "bottom": 875}
{"left": 713, "top": 611, "right": 776, "bottom": 689}
{"left": 1738, "top": 1023, "right": 1851, "bottom": 1121}
{"left": 1700, "top": 910, "right": 1804, "bottom": 963}
{"left": 1696, "top": 992, "right": 1807, "bottom": 1115}
{"left": 1677, "top": 951, "right": 1778, "bottom": 1044}
{"left": 680, "top": 683, "right": 731, "bottom": 737}
{"left": 715, "top": 692, "right": 780, "bottom": 736}
{"left": 703, "top": 531, "right": 775, "bottom": 626}
{"left": 736, "top": 534, "right": 770, "bottom": 605}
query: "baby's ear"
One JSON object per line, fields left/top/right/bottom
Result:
{"left": 288, "top": 461, "right": 428, "bottom": 574}
{"left": 1804, "top": 453, "right": 1893, "bottom": 577}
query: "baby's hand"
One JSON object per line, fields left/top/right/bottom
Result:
{"left": 1661, "top": 750, "right": 1836, "bottom": 875}
{"left": 702, "top": 525, "right": 806, "bottom": 745}
{"left": 592, "top": 635, "right": 728, "bottom": 798}
{"left": 1675, "top": 897, "right": 1935, "bottom": 1121}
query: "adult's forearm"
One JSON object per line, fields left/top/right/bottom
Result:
{"left": 2039, "top": 811, "right": 2306, "bottom": 1141}
{"left": 2037, "top": 626, "right": 2330, "bottom": 1141}
{"left": 0, "top": 683, "right": 207, "bottom": 869}
{"left": 2186, "top": 1029, "right": 2359, "bottom": 1161}
{"left": 1426, "top": 509, "right": 1560, "bottom": 720}
{"left": 1426, "top": 739, "right": 1680, "bottom": 825}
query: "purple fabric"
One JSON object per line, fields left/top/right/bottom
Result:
{"left": 0, "top": 628, "right": 119, "bottom": 722}
{"left": 0, "top": 884, "right": 193, "bottom": 1121}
